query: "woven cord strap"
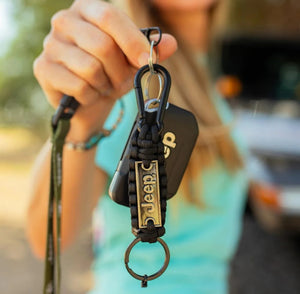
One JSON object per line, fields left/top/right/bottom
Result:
{"left": 43, "top": 119, "right": 70, "bottom": 294}
{"left": 128, "top": 118, "right": 167, "bottom": 243}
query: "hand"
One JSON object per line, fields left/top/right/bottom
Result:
{"left": 33, "top": 0, "right": 177, "bottom": 141}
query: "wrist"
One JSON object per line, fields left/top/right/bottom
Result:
{"left": 65, "top": 100, "right": 116, "bottom": 142}
{"left": 65, "top": 99, "right": 124, "bottom": 149}
{"left": 65, "top": 131, "right": 107, "bottom": 151}
{"left": 66, "top": 120, "right": 104, "bottom": 142}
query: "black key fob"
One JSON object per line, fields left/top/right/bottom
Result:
{"left": 109, "top": 100, "right": 199, "bottom": 207}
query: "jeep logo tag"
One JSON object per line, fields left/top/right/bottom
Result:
{"left": 135, "top": 160, "right": 162, "bottom": 228}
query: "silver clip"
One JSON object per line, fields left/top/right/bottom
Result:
{"left": 148, "top": 40, "right": 159, "bottom": 75}
{"left": 144, "top": 71, "right": 163, "bottom": 101}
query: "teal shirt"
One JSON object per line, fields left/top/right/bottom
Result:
{"left": 89, "top": 90, "right": 248, "bottom": 294}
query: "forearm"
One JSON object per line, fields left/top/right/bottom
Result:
{"left": 26, "top": 139, "right": 104, "bottom": 259}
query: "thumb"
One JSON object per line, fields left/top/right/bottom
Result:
{"left": 156, "top": 33, "right": 178, "bottom": 62}
{"left": 138, "top": 33, "right": 178, "bottom": 67}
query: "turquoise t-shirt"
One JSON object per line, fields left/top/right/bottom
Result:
{"left": 89, "top": 90, "right": 248, "bottom": 294}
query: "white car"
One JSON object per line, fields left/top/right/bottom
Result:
{"left": 235, "top": 101, "right": 300, "bottom": 233}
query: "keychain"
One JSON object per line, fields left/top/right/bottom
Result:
{"left": 125, "top": 62, "right": 171, "bottom": 288}
{"left": 109, "top": 29, "right": 199, "bottom": 287}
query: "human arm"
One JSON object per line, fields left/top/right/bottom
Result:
{"left": 26, "top": 0, "right": 177, "bottom": 259}
{"left": 26, "top": 140, "right": 107, "bottom": 258}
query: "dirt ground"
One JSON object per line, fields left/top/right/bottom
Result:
{"left": 0, "top": 223, "right": 93, "bottom": 294}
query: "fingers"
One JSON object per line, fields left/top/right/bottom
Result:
{"left": 155, "top": 33, "right": 178, "bottom": 62}
{"left": 34, "top": 0, "right": 178, "bottom": 113}
{"left": 50, "top": 12, "right": 135, "bottom": 90}
{"left": 72, "top": 1, "right": 177, "bottom": 66}
{"left": 33, "top": 56, "right": 101, "bottom": 107}
{"left": 44, "top": 35, "right": 113, "bottom": 95}
{"left": 72, "top": 0, "right": 154, "bottom": 67}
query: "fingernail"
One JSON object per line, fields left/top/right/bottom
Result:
{"left": 138, "top": 52, "right": 150, "bottom": 67}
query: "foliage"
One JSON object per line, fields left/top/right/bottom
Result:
{"left": 228, "top": 0, "right": 300, "bottom": 35}
{"left": 0, "top": 0, "right": 73, "bottom": 133}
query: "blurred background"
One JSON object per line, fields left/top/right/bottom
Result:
{"left": 0, "top": 0, "right": 300, "bottom": 293}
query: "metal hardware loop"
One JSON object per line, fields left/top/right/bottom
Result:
{"left": 140, "top": 27, "right": 162, "bottom": 46}
{"left": 148, "top": 40, "right": 158, "bottom": 75}
{"left": 51, "top": 95, "right": 79, "bottom": 129}
{"left": 134, "top": 64, "right": 171, "bottom": 133}
{"left": 144, "top": 71, "right": 163, "bottom": 101}
{"left": 124, "top": 237, "right": 170, "bottom": 286}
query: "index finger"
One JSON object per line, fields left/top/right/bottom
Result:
{"left": 72, "top": 0, "right": 152, "bottom": 68}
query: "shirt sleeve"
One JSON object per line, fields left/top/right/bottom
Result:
{"left": 95, "top": 91, "right": 137, "bottom": 177}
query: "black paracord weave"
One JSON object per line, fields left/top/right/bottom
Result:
{"left": 128, "top": 115, "right": 167, "bottom": 243}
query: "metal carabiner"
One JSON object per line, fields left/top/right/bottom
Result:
{"left": 134, "top": 64, "right": 171, "bottom": 132}
{"left": 140, "top": 27, "right": 162, "bottom": 46}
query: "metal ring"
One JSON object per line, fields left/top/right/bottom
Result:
{"left": 144, "top": 72, "right": 163, "bottom": 101}
{"left": 124, "top": 237, "right": 170, "bottom": 282}
{"left": 148, "top": 40, "right": 157, "bottom": 75}
{"left": 145, "top": 98, "right": 169, "bottom": 113}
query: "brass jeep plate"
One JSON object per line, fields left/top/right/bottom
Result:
{"left": 135, "top": 160, "right": 162, "bottom": 229}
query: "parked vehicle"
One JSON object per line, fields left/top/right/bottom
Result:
{"left": 235, "top": 101, "right": 300, "bottom": 233}
{"left": 214, "top": 3, "right": 300, "bottom": 232}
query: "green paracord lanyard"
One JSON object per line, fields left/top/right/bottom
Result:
{"left": 44, "top": 119, "right": 70, "bottom": 294}
{"left": 43, "top": 95, "right": 78, "bottom": 294}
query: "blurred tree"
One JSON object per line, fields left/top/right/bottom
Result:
{"left": 0, "top": 0, "right": 72, "bottom": 134}
{"left": 227, "top": 0, "right": 300, "bottom": 36}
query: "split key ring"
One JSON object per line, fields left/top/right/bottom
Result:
{"left": 124, "top": 237, "right": 170, "bottom": 287}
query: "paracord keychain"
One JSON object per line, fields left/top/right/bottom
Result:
{"left": 109, "top": 28, "right": 199, "bottom": 287}
{"left": 125, "top": 61, "right": 171, "bottom": 288}
{"left": 42, "top": 27, "right": 163, "bottom": 294}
